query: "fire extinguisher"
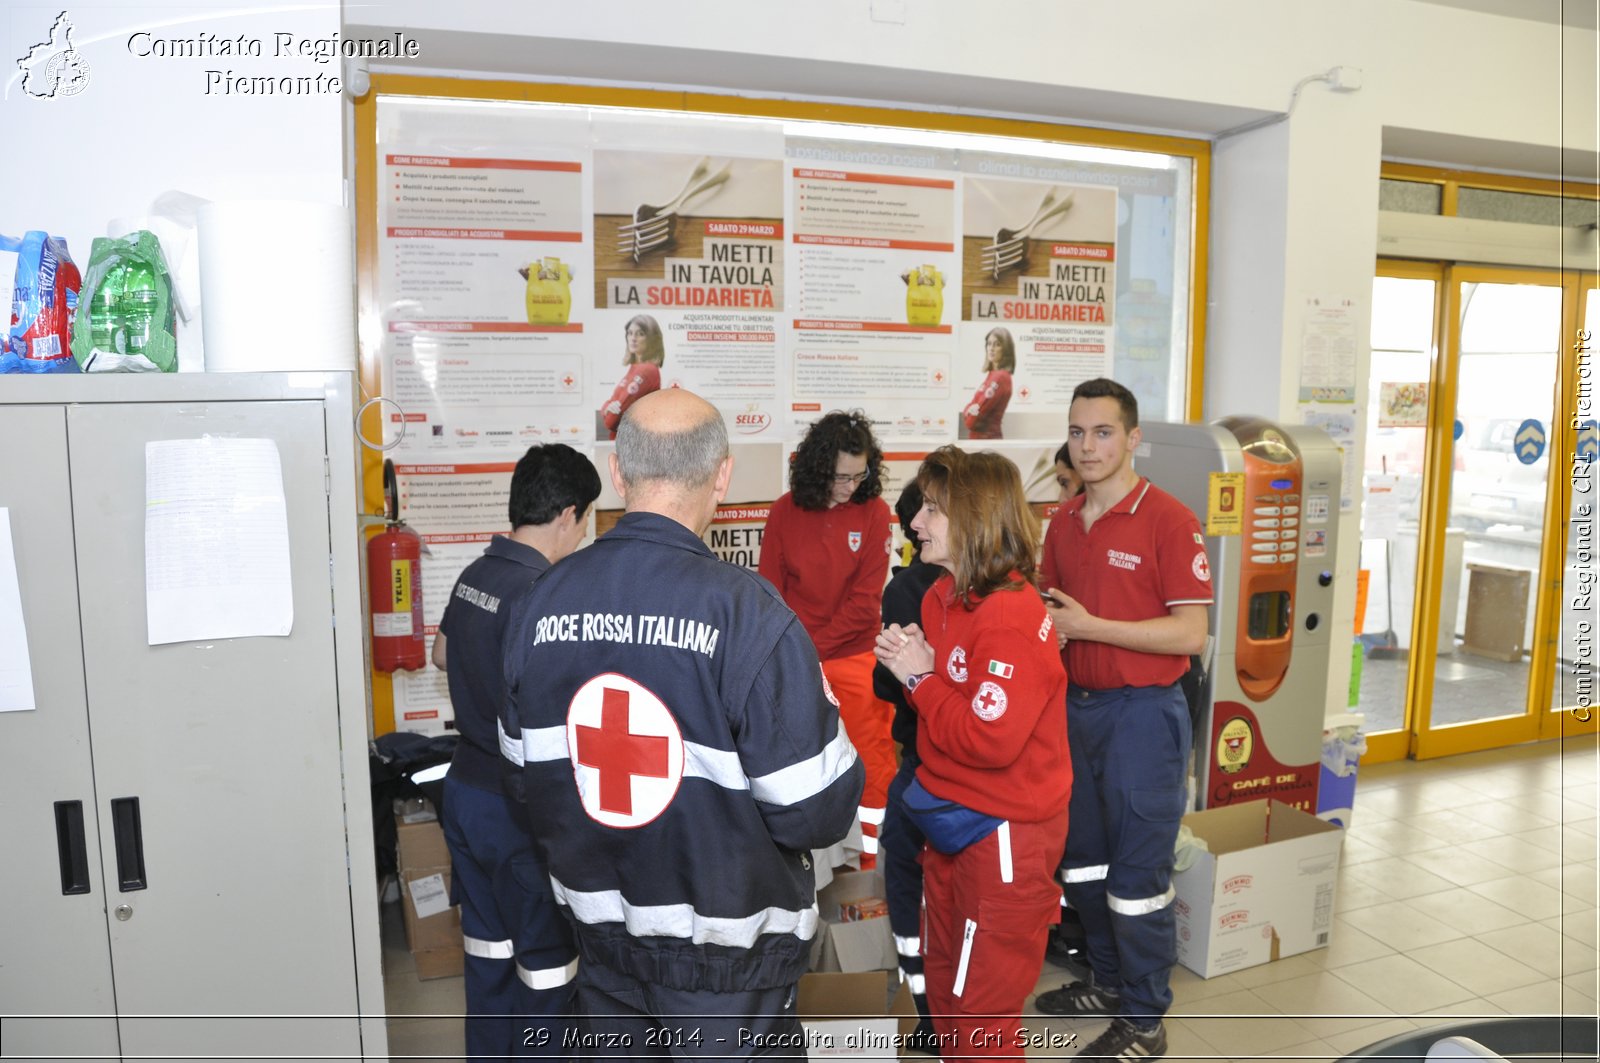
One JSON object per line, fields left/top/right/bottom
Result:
{"left": 369, "top": 459, "right": 426, "bottom": 672}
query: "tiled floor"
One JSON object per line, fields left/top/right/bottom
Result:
{"left": 384, "top": 735, "right": 1599, "bottom": 1060}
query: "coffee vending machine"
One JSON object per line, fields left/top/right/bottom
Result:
{"left": 1138, "top": 417, "right": 1342, "bottom": 811}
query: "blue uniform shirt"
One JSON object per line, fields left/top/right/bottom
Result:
{"left": 440, "top": 535, "right": 549, "bottom": 795}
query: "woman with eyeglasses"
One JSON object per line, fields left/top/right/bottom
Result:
{"left": 874, "top": 446, "right": 1070, "bottom": 1059}
{"left": 961, "top": 327, "right": 1015, "bottom": 440}
{"left": 599, "top": 314, "right": 665, "bottom": 440}
{"left": 760, "top": 410, "right": 896, "bottom": 867}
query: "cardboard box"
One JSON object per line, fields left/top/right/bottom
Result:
{"left": 412, "top": 944, "right": 465, "bottom": 981}
{"left": 393, "top": 801, "right": 462, "bottom": 979}
{"left": 401, "top": 867, "right": 462, "bottom": 953}
{"left": 1173, "top": 799, "right": 1341, "bottom": 978}
{"left": 812, "top": 871, "right": 896, "bottom": 974}
{"left": 395, "top": 811, "right": 450, "bottom": 872}
{"left": 393, "top": 795, "right": 438, "bottom": 825}
{"left": 796, "top": 971, "right": 919, "bottom": 1060}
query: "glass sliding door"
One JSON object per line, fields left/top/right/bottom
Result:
{"left": 1360, "top": 264, "right": 1598, "bottom": 761}
{"left": 1358, "top": 264, "right": 1441, "bottom": 760}
{"left": 1411, "top": 267, "right": 1596, "bottom": 757}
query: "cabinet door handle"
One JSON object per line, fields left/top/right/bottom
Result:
{"left": 53, "top": 800, "right": 91, "bottom": 895}
{"left": 110, "top": 797, "right": 148, "bottom": 892}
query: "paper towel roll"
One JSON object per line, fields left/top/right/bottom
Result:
{"left": 198, "top": 200, "right": 356, "bottom": 373}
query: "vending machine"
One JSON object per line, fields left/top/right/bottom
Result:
{"left": 1138, "top": 417, "right": 1342, "bottom": 812}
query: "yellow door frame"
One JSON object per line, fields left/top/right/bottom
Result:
{"left": 1364, "top": 259, "right": 1445, "bottom": 764}
{"left": 1542, "top": 271, "right": 1599, "bottom": 742}
{"left": 1365, "top": 260, "right": 1597, "bottom": 761}
{"left": 1413, "top": 265, "right": 1589, "bottom": 758}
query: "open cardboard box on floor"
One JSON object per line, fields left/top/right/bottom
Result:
{"left": 1172, "top": 798, "right": 1342, "bottom": 978}
{"left": 797, "top": 971, "right": 919, "bottom": 1060}
{"left": 810, "top": 870, "right": 896, "bottom": 974}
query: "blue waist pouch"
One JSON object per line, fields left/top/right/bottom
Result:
{"left": 902, "top": 778, "right": 1003, "bottom": 855}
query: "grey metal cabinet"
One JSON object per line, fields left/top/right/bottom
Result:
{"left": 0, "top": 373, "right": 385, "bottom": 1062}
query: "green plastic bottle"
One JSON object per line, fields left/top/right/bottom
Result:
{"left": 71, "top": 231, "right": 177, "bottom": 372}
{"left": 90, "top": 261, "right": 125, "bottom": 354}
{"left": 119, "top": 261, "right": 158, "bottom": 355}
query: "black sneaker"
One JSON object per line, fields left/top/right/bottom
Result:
{"left": 1077, "top": 1017, "right": 1166, "bottom": 1060}
{"left": 1043, "top": 933, "right": 1091, "bottom": 977}
{"left": 1034, "top": 977, "right": 1121, "bottom": 1016}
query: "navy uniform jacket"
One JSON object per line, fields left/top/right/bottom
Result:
{"left": 440, "top": 536, "right": 548, "bottom": 795}
{"left": 871, "top": 557, "right": 942, "bottom": 759}
{"left": 499, "top": 511, "right": 864, "bottom": 993}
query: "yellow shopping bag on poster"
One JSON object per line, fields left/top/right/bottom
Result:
{"left": 905, "top": 264, "right": 944, "bottom": 327}
{"left": 524, "top": 257, "right": 573, "bottom": 325}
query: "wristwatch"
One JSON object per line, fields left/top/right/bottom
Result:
{"left": 904, "top": 671, "right": 933, "bottom": 693}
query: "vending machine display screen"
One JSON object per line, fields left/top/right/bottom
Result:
{"left": 1247, "top": 590, "right": 1291, "bottom": 640}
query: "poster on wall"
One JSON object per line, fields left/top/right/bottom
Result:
{"left": 388, "top": 460, "right": 521, "bottom": 734}
{"left": 377, "top": 103, "right": 596, "bottom": 455}
{"left": 591, "top": 148, "right": 786, "bottom": 442}
{"left": 1298, "top": 294, "right": 1359, "bottom": 404}
{"left": 1298, "top": 405, "right": 1360, "bottom": 513}
{"left": 1377, "top": 382, "right": 1429, "bottom": 427}
{"left": 592, "top": 441, "right": 785, "bottom": 571}
{"left": 785, "top": 137, "right": 960, "bottom": 440}
{"left": 959, "top": 173, "right": 1119, "bottom": 441}
{"left": 587, "top": 112, "right": 788, "bottom": 443}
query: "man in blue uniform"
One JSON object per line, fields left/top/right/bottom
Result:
{"left": 433, "top": 443, "right": 600, "bottom": 1061}
{"left": 1035, "top": 378, "right": 1212, "bottom": 1062}
{"left": 871, "top": 483, "right": 941, "bottom": 1052}
{"left": 501, "top": 389, "right": 864, "bottom": 1057}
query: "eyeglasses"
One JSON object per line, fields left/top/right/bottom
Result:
{"left": 831, "top": 472, "right": 869, "bottom": 485}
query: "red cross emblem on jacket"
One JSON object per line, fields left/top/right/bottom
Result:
{"left": 567, "top": 673, "right": 684, "bottom": 828}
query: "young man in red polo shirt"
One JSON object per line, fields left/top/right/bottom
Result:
{"left": 1035, "top": 377, "right": 1211, "bottom": 1062}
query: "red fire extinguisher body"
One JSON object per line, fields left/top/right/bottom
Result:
{"left": 369, "top": 522, "right": 426, "bottom": 672}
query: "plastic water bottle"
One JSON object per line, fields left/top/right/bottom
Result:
{"left": 90, "top": 261, "right": 125, "bottom": 353}
{"left": 118, "top": 261, "right": 158, "bottom": 355}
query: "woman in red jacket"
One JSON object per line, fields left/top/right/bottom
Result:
{"left": 599, "top": 314, "right": 664, "bottom": 439}
{"left": 760, "top": 411, "right": 895, "bottom": 866}
{"left": 961, "top": 327, "right": 1015, "bottom": 440}
{"left": 875, "top": 446, "right": 1070, "bottom": 1059}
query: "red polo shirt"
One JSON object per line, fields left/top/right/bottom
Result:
{"left": 1039, "top": 477, "right": 1212, "bottom": 690}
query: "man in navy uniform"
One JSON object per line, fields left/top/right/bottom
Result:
{"left": 501, "top": 389, "right": 864, "bottom": 1056}
{"left": 433, "top": 443, "right": 600, "bottom": 1060}
{"left": 1035, "top": 378, "right": 1212, "bottom": 1062}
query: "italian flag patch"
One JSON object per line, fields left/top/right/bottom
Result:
{"left": 987, "top": 659, "right": 1014, "bottom": 679}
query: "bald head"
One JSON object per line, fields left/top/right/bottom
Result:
{"left": 615, "top": 389, "right": 729, "bottom": 492}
